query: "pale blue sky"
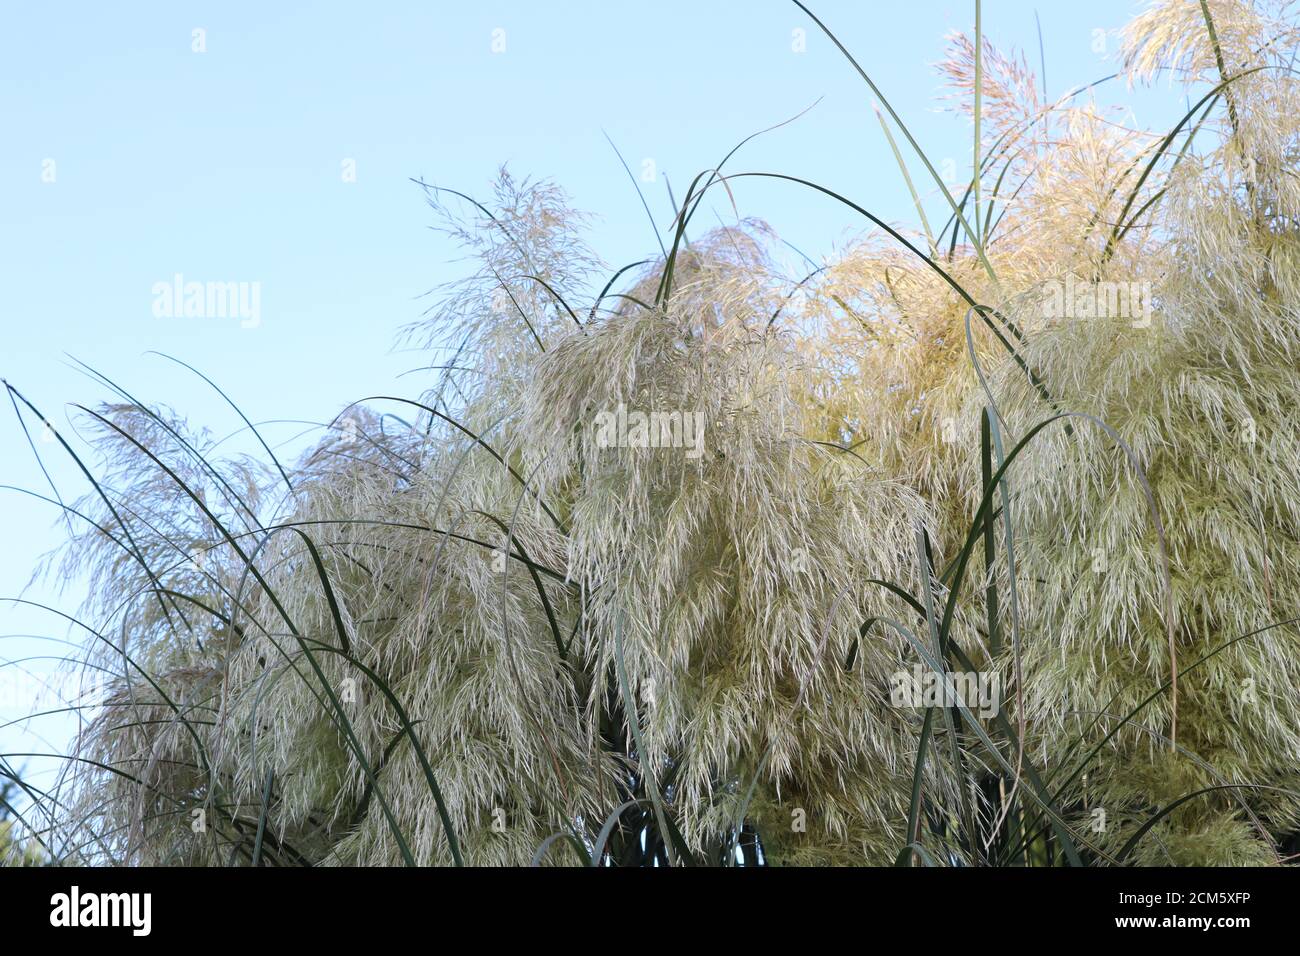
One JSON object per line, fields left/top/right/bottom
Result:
{"left": 1, "top": 0, "right": 1173, "bottom": 803}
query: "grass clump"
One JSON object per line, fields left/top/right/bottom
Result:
{"left": 5, "top": 0, "right": 1300, "bottom": 866}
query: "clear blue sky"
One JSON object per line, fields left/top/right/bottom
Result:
{"left": 1, "top": 0, "right": 1172, "bottom": 800}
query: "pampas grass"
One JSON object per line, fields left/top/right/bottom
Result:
{"left": 6, "top": 0, "right": 1300, "bottom": 866}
